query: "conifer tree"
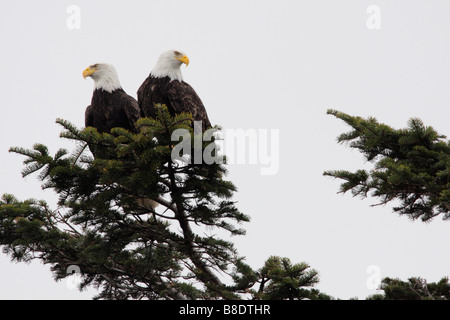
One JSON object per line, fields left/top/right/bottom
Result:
{"left": 324, "top": 110, "right": 450, "bottom": 221}
{"left": 367, "top": 277, "right": 450, "bottom": 300}
{"left": 253, "top": 256, "right": 331, "bottom": 300}
{"left": 0, "top": 106, "right": 322, "bottom": 300}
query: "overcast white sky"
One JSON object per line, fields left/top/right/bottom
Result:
{"left": 0, "top": 0, "right": 449, "bottom": 299}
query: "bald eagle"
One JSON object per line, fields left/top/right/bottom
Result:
{"left": 137, "top": 50, "right": 211, "bottom": 132}
{"left": 83, "top": 63, "right": 158, "bottom": 210}
{"left": 83, "top": 63, "right": 140, "bottom": 134}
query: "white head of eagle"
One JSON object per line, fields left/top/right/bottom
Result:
{"left": 83, "top": 63, "right": 141, "bottom": 134}
{"left": 137, "top": 50, "right": 212, "bottom": 130}
{"left": 150, "top": 50, "right": 190, "bottom": 82}
{"left": 82, "top": 63, "right": 122, "bottom": 93}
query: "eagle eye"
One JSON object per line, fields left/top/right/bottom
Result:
{"left": 174, "top": 51, "right": 181, "bottom": 56}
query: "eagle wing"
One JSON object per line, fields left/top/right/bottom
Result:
{"left": 167, "top": 81, "right": 211, "bottom": 130}
{"left": 85, "top": 105, "right": 94, "bottom": 128}
{"left": 119, "top": 93, "right": 141, "bottom": 133}
{"left": 85, "top": 90, "right": 141, "bottom": 133}
{"left": 137, "top": 76, "right": 155, "bottom": 119}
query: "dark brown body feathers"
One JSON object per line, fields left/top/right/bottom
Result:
{"left": 85, "top": 88, "right": 141, "bottom": 133}
{"left": 137, "top": 76, "right": 211, "bottom": 131}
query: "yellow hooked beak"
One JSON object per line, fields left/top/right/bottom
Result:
{"left": 176, "top": 55, "right": 189, "bottom": 66}
{"left": 82, "top": 67, "right": 96, "bottom": 79}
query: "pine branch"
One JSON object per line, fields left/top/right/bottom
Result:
{"left": 325, "top": 110, "right": 450, "bottom": 221}
{"left": 1, "top": 109, "right": 285, "bottom": 300}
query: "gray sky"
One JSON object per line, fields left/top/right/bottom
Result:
{"left": 0, "top": 0, "right": 449, "bottom": 299}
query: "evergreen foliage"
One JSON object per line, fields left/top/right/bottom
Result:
{"left": 367, "top": 277, "right": 449, "bottom": 300}
{"left": 324, "top": 109, "right": 450, "bottom": 221}
{"left": 253, "top": 256, "right": 330, "bottom": 300}
{"left": 2, "top": 106, "right": 445, "bottom": 300}
{"left": 0, "top": 106, "right": 321, "bottom": 300}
